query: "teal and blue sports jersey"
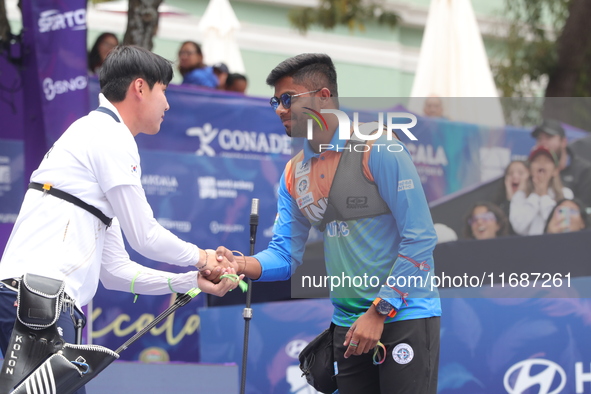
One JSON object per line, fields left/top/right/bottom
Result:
{"left": 254, "top": 131, "right": 442, "bottom": 327}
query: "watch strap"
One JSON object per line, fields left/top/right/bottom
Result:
{"left": 372, "top": 297, "right": 397, "bottom": 318}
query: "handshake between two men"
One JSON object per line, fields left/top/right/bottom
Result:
{"left": 196, "top": 246, "right": 250, "bottom": 297}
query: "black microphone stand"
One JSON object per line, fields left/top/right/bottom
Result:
{"left": 240, "top": 198, "right": 258, "bottom": 394}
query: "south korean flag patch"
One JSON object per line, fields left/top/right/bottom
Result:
{"left": 131, "top": 164, "right": 139, "bottom": 176}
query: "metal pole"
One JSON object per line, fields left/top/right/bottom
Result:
{"left": 240, "top": 198, "right": 258, "bottom": 394}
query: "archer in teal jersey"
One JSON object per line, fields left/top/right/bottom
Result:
{"left": 213, "top": 53, "right": 441, "bottom": 394}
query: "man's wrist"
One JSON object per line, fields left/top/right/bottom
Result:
{"left": 196, "top": 248, "right": 208, "bottom": 271}
{"left": 369, "top": 304, "right": 389, "bottom": 321}
{"left": 372, "top": 297, "right": 397, "bottom": 318}
{"left": 238, "top": 255, "right": 247, "bottom": 275}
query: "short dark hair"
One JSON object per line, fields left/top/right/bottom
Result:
{"left": 266, "top": 53, "right": 338, "bottom": 98}
{"left": 226, "top": 73, "right": 247, "bottom": 85}
{"left": 99, "top": 45, "right": 173, "bottom": 102}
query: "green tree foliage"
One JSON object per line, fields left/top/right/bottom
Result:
{"left": 494, "top": 0, "right": 591, "bottom": 129}
{"left": 493, "top": 0, "right": 568, "bottom": 98}
{"left": 288, "top": 0, "right": 399, "bottom": 34}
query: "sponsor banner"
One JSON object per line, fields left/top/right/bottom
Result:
{"left": 0, "top": 140, "right": 24, "bottom": 210}
{"left": 0, "top": 140, "right": 24, "bottom": 251}
{"left": 23, "top": 0, "right": 88, "bottom": 147}
{"left": 200, "top": 299, "right": 334, "bottom": 394}
{"left": 0, "top": 42, "right": 25, "bottom": 251}
{"left": 99, "top": 81, "right": 590, "bottom": 203}
{"left": 133, "top": 150, "right": 280, "bottom": 248}
{"left": 200, "top": 287, "right": 591, "bottom": 394}
{"left": 0, "top": 52, "right": 24, "bottom": 141}
{"left": 89, "top": 282, "right": 207, "bottom": 363}
{"left": 439, "top": 293, "right": 591, "bottom": 394}
{"left": 89, "top": 79, "right": 291, "bottom": 162}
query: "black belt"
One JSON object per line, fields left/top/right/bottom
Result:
{"left": 29, "top": 182, "right": 112, "bottom": 227}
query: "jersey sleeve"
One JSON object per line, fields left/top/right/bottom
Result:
{"left": 100, "top": 218, "right": 199, "bottom": 295}
{"left": 254, "top": 170, "right": 311, "bottom": 281}
{"left": 368, "top": 139, "right": 438, "bottom": 310}
{"left": 89, "top": 126, "right": 143, "bottom": 193}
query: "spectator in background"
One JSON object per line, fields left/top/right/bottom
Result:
{"left": 88, "top": 32, "right": 119, "bottom": 75}
{"left": 532, "top": 119, "right": 591, "bottom": 207}
{"left": 463, "top": 202, "right": 509, "bottom": 240}
{"left": 212, "top": 63, "right": 229, "bottom": 90}
{"left": 225, "top": 73, "right": 248, "bottom": 94}
{"left": 423, "top": 95, "right": 445, "bottom": 118}
{"left": 544, "top": 198, "right": 589, "bottom": 234}
{"left": 494, "top": 160, "right": 529, "bottom": 234}
{"left": 178, "top": 41, "right": 218, "bottom": 89}
{"left": 510, "top": 147, "right": 573, "bottom": 236}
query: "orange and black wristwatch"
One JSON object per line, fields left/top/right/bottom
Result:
{"left": 373, "top": 297, "right": 397, "bottom": 318}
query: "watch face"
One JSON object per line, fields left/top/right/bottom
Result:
{"left": 377, "top": 299, "right": 393, "bottom": 315}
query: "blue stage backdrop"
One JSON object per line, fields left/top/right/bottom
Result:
{"left": 20, "top": 0, "right": 89, "bottom": 177}
{"left": 200, "top": 293, "right": 591, "bottom": 394}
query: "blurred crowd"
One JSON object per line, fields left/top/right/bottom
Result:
{"left": 88, "top": 34, "right": 248, "bottom": 94}
{"left": 457, "top": 119, "right": 591, "bottom": 242}
{"left": 420, "top": 95, "right": 590, "bottom": 242}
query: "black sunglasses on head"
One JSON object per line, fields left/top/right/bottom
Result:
{"left": 269, "top": 89, "right": 322, "bottom": 110}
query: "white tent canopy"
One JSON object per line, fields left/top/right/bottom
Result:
{"left": 408, "top": 0, "right": 504, "bottom": 128}
{"left": 197, "top": 0, "right": 245, "bottom": 74}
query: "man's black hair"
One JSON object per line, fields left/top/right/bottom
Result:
{"left": 266, "top": 53, "right": 338, "bottom": 98}
{"left": 226, "top": 73, "right": 247, "bottom": 85}
{"left": 99, "top": 45, "right": 173, "bottom": 103}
